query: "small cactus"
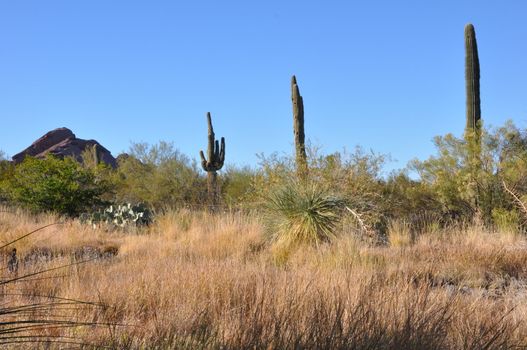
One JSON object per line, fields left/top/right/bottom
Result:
{"left": 199, "top": 112, "right": 225, "bottom": 208}
{"left": 291, "top": 75, "right": 308, "bottom": 180}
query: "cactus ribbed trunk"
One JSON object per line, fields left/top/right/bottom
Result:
{"left": 464, "top": 23, "right": 482, "bottom": 213}
{"left": 291, "top": 75, "right": 308, "bottom": 180}
{"left": 207, "top": 171, "right": 218, "bottom": 207}
{"left": 465, "top": 23, "right": 481, "bottom": 138}
{"left": 200, "top": 112, "right": 225, "bottom": 210}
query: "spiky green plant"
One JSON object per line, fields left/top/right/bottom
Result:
{"left": 264, "top": 181, "right": 345, "bottom": 247}
{"left": 199, "top": 112, "right": 225, "bottom": 208}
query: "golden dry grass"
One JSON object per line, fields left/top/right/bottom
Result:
{"left": 0, "top": 208, "right": 527, "bottom": 349}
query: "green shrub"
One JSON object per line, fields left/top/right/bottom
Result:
{"left": 3, "top": 155, "right": 110, "bottom": 216}
{"left": 491, "top": 208, "right": 520, "bottom": 234}
{"left": 254, "top": 147, "right": 388, "bottom": 231}
{"left": 220, "top": 165, "right": 256, "bottom": 208}
{"left": 411, "top": 121, "right": 527, "bottom": 226}
{"left": 114, "top": 142, "right": 206, "bottom": 209}
{"left": 264, "top": 181, "right": 345, "bottom": 247}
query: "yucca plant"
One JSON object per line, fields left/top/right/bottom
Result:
{"left": 264, "top": 181, "right": 345, "bottom": 247}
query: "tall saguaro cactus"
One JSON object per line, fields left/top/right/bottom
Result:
{"left": 464, "top": 23, "right": 482, "bottom": 212}
{"left": 465, "top": 23, "right": 481, "bottom": 139}
{"left": 291, "top": 75, "right": 308, "bottom": 180}
{"left": 199, "top": 112, "right": 225, "bottom": 208}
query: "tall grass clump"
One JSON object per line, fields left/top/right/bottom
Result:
{"left": 388, "top": 219, "right": 414, "bottom": 247}
{"left": 264, "top": 181, "right": 345, "bottom": 249}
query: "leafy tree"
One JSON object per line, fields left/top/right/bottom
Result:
{"left": 113, "top": 142, "right": 206, "bottom": 209}
{"left": 411, "top": 121, "right": 527, "bottom": 225}
{"left": 220, "top": 165, "right": 256, "bottom": 208}
{"left": 0, "top": 151, "right": 14, "bottom": 203}
{"left": 3, "top": 155, "right": 110, "bottom": 216}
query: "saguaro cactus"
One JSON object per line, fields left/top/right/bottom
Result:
{"left": 199, "top": 112, "right": 225, "bottom": 208}
{"left": 464, "top": 23, "right": 482, "bottom": 212}
{"left": 291, "top": 75, "right": 308, "bottom": 180}
{"left": 465, "top": 23, "right": 481, "bottom": 139}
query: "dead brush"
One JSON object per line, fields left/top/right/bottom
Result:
{"left": 0, "top": 221, "right": 114, "bottom": 347}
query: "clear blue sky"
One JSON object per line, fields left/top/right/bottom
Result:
{"left": 1, "top": 1, "right": 526, "bottom": 172}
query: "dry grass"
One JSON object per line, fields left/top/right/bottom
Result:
{"left": 0, "top": 208, "right": 526, "bottom": 349}
{"left": 387, "top": 219, "right": 413, "bottom": 247}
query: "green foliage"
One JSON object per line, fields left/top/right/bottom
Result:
{"left": 3, "top": 155, "right": 109, "bottom": 216}
{"left": 220, "top": 165, "right": 256, "bottom": 208}
{"left": 113, "top": 142, "right": 206, "bottom": 210}
{"left": 264, "top": 181, "right": 346, "bottom": 247}
{"left": 0, "top": 156, "right": 15, "bottom": 203}
{"left": 491, "top": 208, "right": 520, "bottom": 233}
{"left": 492, "top": 121, "right": 527, "bottom": 191}
{"left": 254, "top": 146, "right": 389, "bottom": 233}
{"left": 411, "top": 133, "right": 476, "bottom": 217}
{"left": 82, "top": 203, "right": 152, "bottom": 229}
{"left": 383, "top": 171, "right": 444, "bottom": 230}
{"left": 0, "top": 118, "right": 524, "bottom": 237}
{"left": 411, "top": 121, "right": 527, "bottom": 225}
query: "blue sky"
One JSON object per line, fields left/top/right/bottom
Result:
{"left": 1, "top": 1, "right": 526, "bottom": 173}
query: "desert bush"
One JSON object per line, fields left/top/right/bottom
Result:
{"left": 0, "top": 161, "right": 14, "bottom": 203}
{"left": 254, "top": 147, "right": 389, "bottom": 234}
{"left": 411, "top": 121, "right": 527, "bottom": 226}
{"left": 491, "top": 208, "right": 520, "bottom": 234}
{"left": 411, "top": 133, "right": 481, "bottom": 219}
{"left": 113, "top": 142, "right": 206, "bottom": 209}
{"left": 2, "top": 155, "right": 110, "bottom": 216}
{"left": 219, "top": 165, "right": 256, "bottom": 208}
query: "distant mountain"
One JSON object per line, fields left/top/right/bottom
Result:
{"left": 12, "top": 127, "right": 117, "bottom": 168}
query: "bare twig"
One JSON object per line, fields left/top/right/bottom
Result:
{"left": 0, "top": 223, "right": 61, "bottom": 251}
{"left": 502, "top": 180, "right": 527, "bottom": 218}
{"left": 345, "top": 206, "right": 369, "bottom": 232}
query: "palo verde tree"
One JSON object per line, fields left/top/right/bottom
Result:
{"left": 199, "top": 112, "right": 226, "bottom": 208}
{"left": 291, "top": 75, "right": 308, "bottom": 180}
